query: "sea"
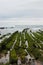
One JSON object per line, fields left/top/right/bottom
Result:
{"left": 0, "top": 25, "right": 43, "bottom": 35}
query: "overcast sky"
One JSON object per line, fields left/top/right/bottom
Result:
{"left": 0, "top": 0, "right": 43, "bottom": 26}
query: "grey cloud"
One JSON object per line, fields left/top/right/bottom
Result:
{"left": 0, "top": 0, "right": 43, "bottom": 18}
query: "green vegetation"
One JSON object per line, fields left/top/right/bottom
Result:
{"left": 0, "top": 31, "right": 18, "bottom": 52}
{"left": 0, "top": 33, "right": 11, "bottom": 39}
{"left": 10, "top": 49, "right": 18, "bottom": 64}
{"left": 0, "top": 29, "right": 43, "bottom": 64}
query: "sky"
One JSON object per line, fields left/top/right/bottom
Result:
{"left": 0, "top": 0, "right": 43, "bottom": 26}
